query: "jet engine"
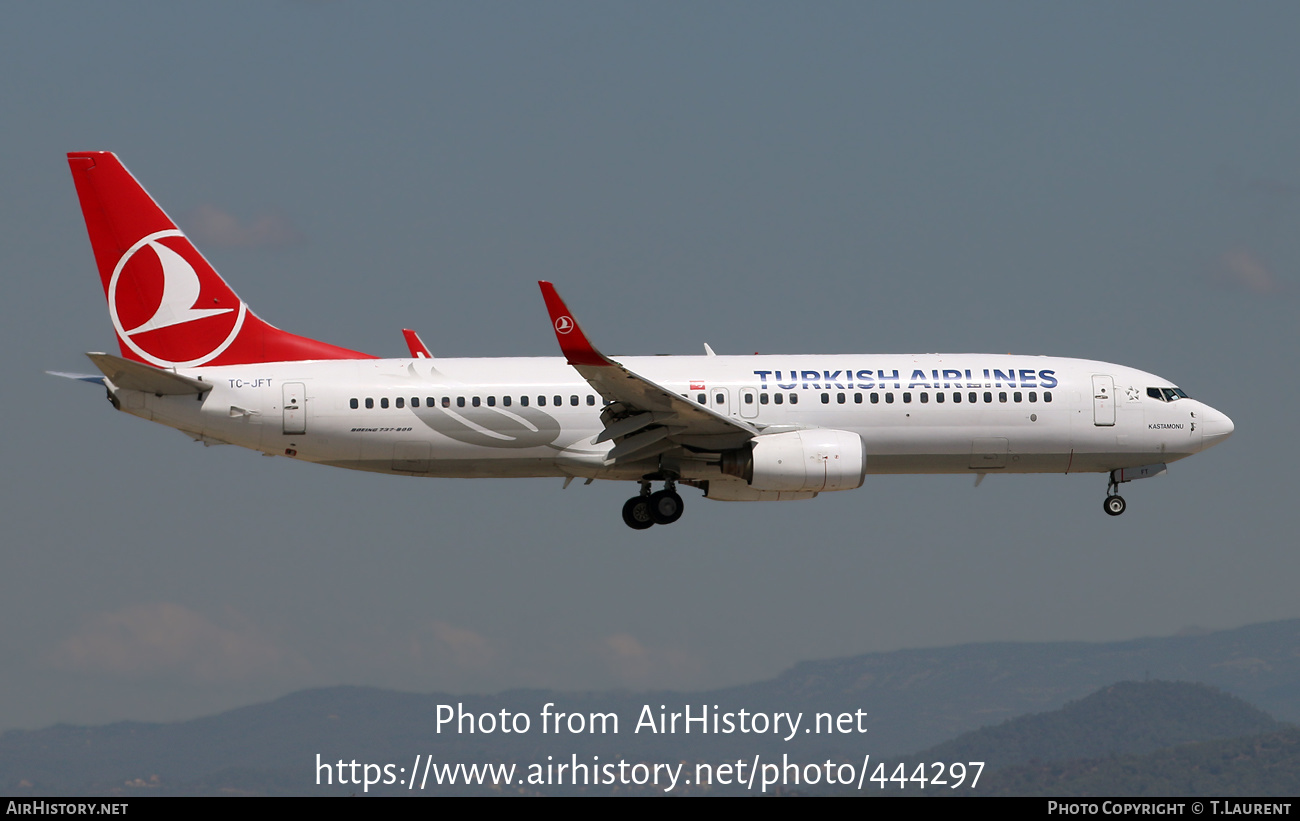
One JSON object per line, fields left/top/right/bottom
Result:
{"left": 720, "top": 429, "right": 867, "bottom": 492}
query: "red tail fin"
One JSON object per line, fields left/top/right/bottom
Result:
{"left": 67, "top": 152, "right": 373, "bottom": 367}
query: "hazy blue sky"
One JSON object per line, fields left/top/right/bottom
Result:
{"left": 2, "top": 3, "right": 1297, "bottom": 731}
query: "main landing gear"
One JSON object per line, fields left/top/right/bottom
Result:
{"left": 621, "top": 480, "right": 684, "bottom": 530}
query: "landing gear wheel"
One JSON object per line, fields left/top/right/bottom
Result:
{"left": 622, "top": 496, "right": 655, "bottom": 530}
{"left": 1103, "top": 495, "right": 1126, "bottom": 517}
{"left": 648, "top": 489, "right": 684, "bottom": 525}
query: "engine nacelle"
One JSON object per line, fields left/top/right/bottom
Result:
{"left": 721, "top": 429, "right": 867, "bottom": 492}
{"left": 700, "top": 477, "right": 819, "bottom": 502}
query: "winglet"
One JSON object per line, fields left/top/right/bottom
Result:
{"left": 538, "top": 281, "right": 606, "bottom": 367}
{"left": 402, "top": 329, "right": 432, "bottom": 359}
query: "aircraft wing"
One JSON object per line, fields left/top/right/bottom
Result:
{"left": 538, "top": 282, "right": 756, "bottom": 461}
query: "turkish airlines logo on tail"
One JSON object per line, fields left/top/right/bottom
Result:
{"left": 108, "top": 230, "right": 247, "bottom": 368}
{"left": 123, "top": 240, "right": 232, "bottom": 334}
{"left": 554, "top": 315, "right": 574, "bottom": 334}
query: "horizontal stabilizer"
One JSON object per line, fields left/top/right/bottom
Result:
{"left": 86, "top": 352, "right": 213, "bottom": 395}
{"left": 46, "top": 371, "right": 106, "bottom": 386}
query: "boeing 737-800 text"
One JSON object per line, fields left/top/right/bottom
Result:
{"left": 55, "top": 152, "right": 1234, "bottom": 529}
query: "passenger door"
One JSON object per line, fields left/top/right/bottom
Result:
{"left": 1092, "top": 375, "right": 1115, "bottom": 427}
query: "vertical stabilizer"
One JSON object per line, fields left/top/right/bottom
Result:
{"left": 67, "top": 152, "right": 373, "bottom": 367}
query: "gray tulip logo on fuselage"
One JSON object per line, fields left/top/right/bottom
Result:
{"left": 414, "top": 405, "right": 563, "bottom": 449}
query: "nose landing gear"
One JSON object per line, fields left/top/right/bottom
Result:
{"left": 621, "top": 480, "right": 685, "bottom": 529}
{"left": 1103, "top": 471, "right": 1127, "bottom": 517}
{"left": 1103, "top": 492, "right": 1127, "bottom": 517}
{"left": 1101, "top": 463, "right": 1167, "bottom": 516}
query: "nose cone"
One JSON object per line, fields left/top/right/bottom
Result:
{"left": 1201, "top": 407, "right": 1234, "bottom": 450}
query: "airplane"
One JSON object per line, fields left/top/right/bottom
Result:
{"left": 54, "top": 152, "right": 1234, "bottom": 529}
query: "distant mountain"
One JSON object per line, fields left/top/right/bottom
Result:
{"left": 5, "top": 619, "right": 1300, "bottom": 795}
{"left": 910, "top": 680, "right": 1284, "bottom": 772}
{"left": 959, "top": 728, "right": 1300, "bottom": 796}
{"left": 739, "top": 617, "right": 1300, "bottom": 756}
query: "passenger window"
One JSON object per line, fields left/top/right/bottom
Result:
{"left": 553, "top": 395, "right": 562, "bottom": 407}
{"left": 487, "top": 396, "right": 496, "bottom": 407}
{"left": 983, "top": 392, "right": 992, "bottom": 403}
{"left": 538, "top": 396, "right": 546, "bottom": 406}
{"left": 789, "top": 393, "right": 798, "bottom": 404}
{"left": 411, "top": 397, "right": 420, "bottom": 408}
{"left": 587, "top": 395, "right": 596, "bottom": 406}
{"left": 936, "top": 392, "right": 944, "bottom": 404}
{"left": 350, "top": 398, "right": 358, "bottom": 409}
{"left": 427, "top": 397, "right": 435, "bottom": 407}
{"left": 472, "top": 397, "right": 481, "bottom": 407}
{"left": 885, "top": 393, "right": 894, "bottom": 404}
{"left": 774, "top": 393, "right": 784, "bottom": 405}
{"left": 953, "top": 392, "right": 961, "bottom": 403}
{"left": 571, "top": 395, "right": 579, "bottom": 406}
{"left": 903, "top": 392, "right": 912, "bottom": 403}
{"left": 503, "top": 396, "right": 512, "bottom": 407}
{"left": 441, "top": 397, "right": 450, "bottom": 408}
{"left": 697, "top": 393, "right": 706, "bottom": 403}
{"left": 744, "top": 393, "right": 753, "bottom": 404}
{"left": 760, "top": 393, "right": 769, "bottom": 405}
{"left": 1044, "top": 392, "right": 1053, "bottom": 403}
{"left": 1013, "top": 392, "right": 1022, "bottom": 403}
{"left": 520, "top": 395, "right": 529, "bottom": 407}
{"left": 854, "top": 393, "right": 863, "bottom": 403}
{"left": 457, "top": 397, "right": 466, "bottom": 408}
{"left": 968, "top": 392, "right": 977, "bottom": 404}
{"left": 920, "top": 392, "right": 928, "bottom": 404}
{"left": 381, "top": 398, "right": 389, "bottom": 409}
{"left": 998, "top": 392, "right": 1007, "bottom": 403}
{"left": 871, "top": 393, "right": 879, "bottom": 404}
{"left": 366, "top": 398, "right": 374, "bottom": 409}
{"left": 837, "top": 392, "right": 846, "bottom": 404}
{"left": 396, "top": 397, "right": 405, "bottom": 408}
{"left": 821, "top": 393, "right": 829, "bottom": 404}
{"left": 714, "top": 393, "right": 724, "bottom": 405}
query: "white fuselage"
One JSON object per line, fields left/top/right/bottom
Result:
{"left": 117, "top": 352, "right": 1233, "bottom": 492}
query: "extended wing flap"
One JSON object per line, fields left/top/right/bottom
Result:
{"left": 86, "top": 352, "right": 213, "bottom": 395}
{"left": 537, "top": 282, "right": 756, "bottom": 455}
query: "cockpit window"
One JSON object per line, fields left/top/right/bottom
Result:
{"left": 1148, "top": 386, "right": 1191, "bottom": 402}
